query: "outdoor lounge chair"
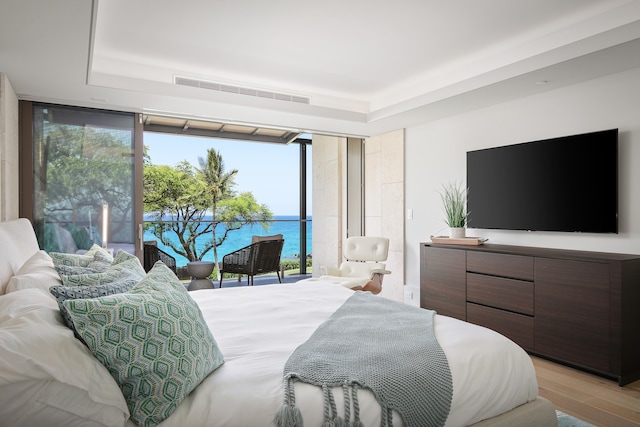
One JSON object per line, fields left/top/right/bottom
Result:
{"left": 300, "top": 236, "right": 391, "bottom": 294}
{"left": 219, "top": 234, "right": 285, "bottom": 287}
{"left": 143, "top": 241, "right": 177, "bottom": 274}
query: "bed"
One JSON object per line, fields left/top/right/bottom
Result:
{"left": 0, "top": 218, "right": 558, "bottom": 427}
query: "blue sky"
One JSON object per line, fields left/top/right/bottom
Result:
{"left": 144, "top": 132, "right": 311, "bottom": 216}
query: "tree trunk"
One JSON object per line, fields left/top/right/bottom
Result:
{"left": 211, "top": 197, "right": 221, "bottom": 281}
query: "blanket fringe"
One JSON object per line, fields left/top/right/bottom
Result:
{"left": 381, "top": 404, "right": 394, "bottom": 427}
{"left": 274, "top": 376, "right": 304, "bottom": 427}
{"left": 322, "top": 384, "right": 347, "bottom": 427}
{"left": 351, "top": 383, "right": 363, "bottom": 427}
{"left": 275, "top": 404, "right": 304, "bottom": 427}
{"left": 277, "top": 377, "right": 371, "bottom": 427}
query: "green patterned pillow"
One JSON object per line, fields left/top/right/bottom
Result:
{"left": 111, "top": 250, "right": 146, "bottom": 277}
{"left": 50, "top": 271, "right": 141, "bottom": 329}
{"left": 62, "top": 262, "right": 223, "bottom": 427}
{"left": 86, "top": 250, "right": 114, "bottom": 271}
{"left": 59, "top": 251, "right": 146, "bottom": 285}
{"left": 85, "top": 244, "right": 114, "bottom": 262}
{"left": 50, "top": 244, "right": 114, "bottom": 267}
{"left": 55, "top": 264, "right": 102, "bottom": 276}
{"left": 50, "top": 252, "right": 94, "bottom": 267}
{"left": 113, "top": 257, "right": 147, "bottom": 277}
{"left": 112, "top": 249, "right": 133, "bottom": 264}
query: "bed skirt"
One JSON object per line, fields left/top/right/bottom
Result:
{"left": 470, "top": 397, "right": 557, "bottom": 427}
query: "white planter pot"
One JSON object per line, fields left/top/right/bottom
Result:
{"left": 449, "top": 227, "right": 466, "bottom": 239}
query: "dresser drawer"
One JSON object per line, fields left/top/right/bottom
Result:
{"left": 467, "top": 303, "right": 534, "bottom": 351}
{"left": 467, "top": 273, "right": 534, "bottom": 315}
{"left": 467, "top": 251, "right": 534, "bottom": 281}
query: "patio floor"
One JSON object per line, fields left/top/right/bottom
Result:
{"left": 201, "top": 272, "right": 311, "bottom": 289}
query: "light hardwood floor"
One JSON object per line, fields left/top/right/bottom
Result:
{"left": 532, "top": 356, "right": 640, "bottom": 427}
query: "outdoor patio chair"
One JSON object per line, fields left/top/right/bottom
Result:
{"left": 143, "top": 241, "right": 177, "bottom": 274}
{"left": 219, "top": 234, "right": 285, "bottom": 287}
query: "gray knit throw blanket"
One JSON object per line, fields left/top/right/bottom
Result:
{"left": 274, "top": 291, "right": 452, "bottom": 427}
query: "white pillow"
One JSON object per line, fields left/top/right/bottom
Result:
{"left": 6, "top": 251, "right": 62, "bottom": 293}
{"left": 15, "top": 250, "right": 54, "bottom": 273}
{"left": 0, "top": 381, "right": 127, "bottom": 427}
{"left": 0, "top": 288, "right": 130, "bottom": 426}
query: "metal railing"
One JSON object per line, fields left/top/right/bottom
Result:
{"left": 142, "top": 217, "right": 312, "bottom": 274}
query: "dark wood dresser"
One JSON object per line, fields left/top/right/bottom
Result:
{"left": 420, "top": 242, "right": 640, "bottom": 386}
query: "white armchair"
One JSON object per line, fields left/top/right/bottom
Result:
{"left": 316, "top": 236, "right": 391, "bottom": 294}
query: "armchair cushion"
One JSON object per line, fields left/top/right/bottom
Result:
{"left": 251, "top": 234, "right": 283, "bottom": 243}
{"left": 343, "top": 236, "right": 389, "bottom": 262}
{"left": 338, "top": 261, "right": 387, "bottom": 278}
{"left": 317, "top": 276, "right": 371, "bottom": 289}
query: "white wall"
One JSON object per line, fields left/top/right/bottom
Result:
{"left": 311, "top": 135, "right": 346, "bottom": 277}
{"left": 312, "top": 131, "right": 405, "bottom": 302}
{"left": 405, "top": 67, "right": 640, "bottom": 305}
{"left": 364, "top": 130, "right": 404, "bottom": 302}
{"left": 0, "top": 73, "right": 20, "bottom": 221}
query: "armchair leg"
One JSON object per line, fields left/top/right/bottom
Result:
{"left": 356, "top": 274, "right": 383, "bottom": 295}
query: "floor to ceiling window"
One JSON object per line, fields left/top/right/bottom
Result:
{"left": 19, "top": 103, "right": 311, "bottom": 275}
{"left": 22, "top": 102, "right": 139, "bottom": 255}
{"left": 142, "top": 131, "right": 312, "bottom": 274}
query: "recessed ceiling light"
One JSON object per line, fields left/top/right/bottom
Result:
{"left": 535, "top": 80, "right": 549, "bottom": 85}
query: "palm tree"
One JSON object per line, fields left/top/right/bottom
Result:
{"left": 198, "top": 148, "right": 238, "bottom": 280}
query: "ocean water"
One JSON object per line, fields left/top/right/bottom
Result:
{"left": 144, "top": 215, "right": 312, "bottom": 267}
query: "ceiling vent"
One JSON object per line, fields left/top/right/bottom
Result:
{"left": 175, "top": 77, "right": 310, "bottom": 104}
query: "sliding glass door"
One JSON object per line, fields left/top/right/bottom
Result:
{"left": 23, "top": 103, "right": 141, "bottom": 256}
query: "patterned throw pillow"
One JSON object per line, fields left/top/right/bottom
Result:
{"left": 50, "top": 271, "right": 141, "bottom": 329}
{"left": 55, "top": 264, "right": 102, "bottom": 276}
{"left": 50, "top": 253, "right": 94, "bottom": 268}
{"left": 110, "top": 250, "right": 147, "bottom": 277}
{"left": 112, "top": 249, "right": 132, "bottom": 264}
{"left": 50, "top": 244, "right": 114, "bottom": 267}
{"left": 85, "top": 244, "right": 114, "bottom": 262}
{"left": 86, "top": 250, "right": 114, "bottom": 272}
{"left": 59, "top": 251, "right": 146, "bottom": 286}
{"left": 62, "top": 262, "right": 224, "bottom": 427}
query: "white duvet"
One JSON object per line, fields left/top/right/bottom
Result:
{"left": 147, "top": 281, "right": 538, "bottom": 427}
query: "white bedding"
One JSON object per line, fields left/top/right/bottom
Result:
{"left": 147, "top": 281, "right": 538, "bottom": 427}
{"left": 0, "top": 218, "right": 538, "bottom": 426}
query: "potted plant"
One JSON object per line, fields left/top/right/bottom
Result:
{"left": 440, "top": 182, "right": 468, "bottom": 238}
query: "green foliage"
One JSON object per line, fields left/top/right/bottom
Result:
{"left": 39, "top": 124, "right": 135, "bottom": 245}
{"left": 143, "top": 152, "right": 274, "bottom": 263}
{"left": 439, "top": 182, "right": 468, "bottom": 228}
{"left": 197, "top": 148, "right": 241, "bottom": 279}
{"left": 197, "top": 149, "right": 237, "bottom": 200}
{"left": 144, "top": 162, "right": 211, "bottom": 262}
{"left": 280, "top": 259, "right": 313, "bottom": 271}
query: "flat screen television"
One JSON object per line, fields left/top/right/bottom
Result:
{"left": 466, "top": 129, "right": 618, "bottom": 233}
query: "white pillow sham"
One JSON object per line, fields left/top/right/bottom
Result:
{"left": 6, "top": 250, "right": 62, "bottom": 293}
{"left": 0, "top": 288, "right": 130, "bottom": 426}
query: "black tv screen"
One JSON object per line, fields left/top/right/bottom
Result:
{"left": 466, "top": 129, "right": 618, "bottom": 233}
